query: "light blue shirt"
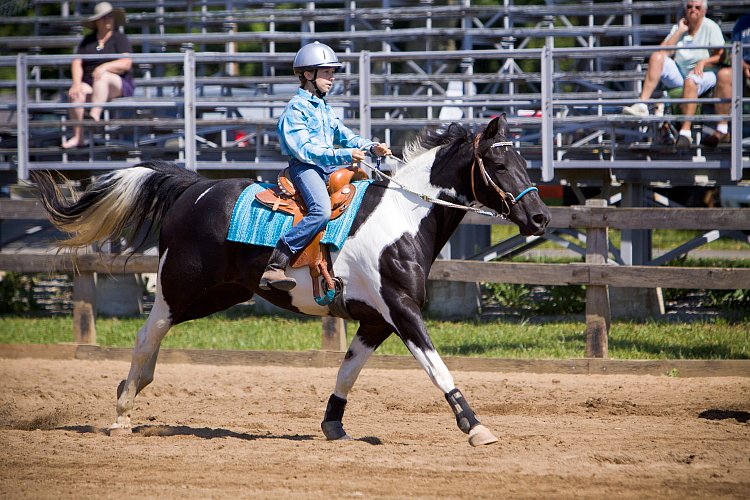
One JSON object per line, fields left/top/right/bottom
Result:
{"left": 277, "top": 88, "right": 374, "bottom": 175}
{"left": 667, "top": 17, "right": 725, "bottom": 75}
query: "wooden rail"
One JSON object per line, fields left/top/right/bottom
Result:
{"left": 2, "top": 200, "right": 749, "bottom": 357}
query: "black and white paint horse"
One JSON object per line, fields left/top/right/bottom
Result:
{"left": 33, "top": 115, "right": 550, "bottom": 446}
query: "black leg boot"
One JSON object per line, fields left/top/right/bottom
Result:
{"left": 259, "top": 241, "right": 297, "bottom": 291}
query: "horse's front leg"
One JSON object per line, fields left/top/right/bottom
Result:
{"left": 322, "top": 322, "right": 391, "bottom": 440}
{"left": 109, "top": 281, "right": 172, "bottom": 435}
{"left": 391, "top": 299, "right": 498, "bottom": 447}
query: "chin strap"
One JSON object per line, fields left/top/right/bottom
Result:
{"left": 308, "top": 68, "right": 327, "bottom": 98}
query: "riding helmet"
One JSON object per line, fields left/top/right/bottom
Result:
{"left": 293, "top": 42, "right": 343, "bottom": 73}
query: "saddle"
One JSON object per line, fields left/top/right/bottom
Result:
{"left": 255, "top": 165, "right": 369, "bottom": 304}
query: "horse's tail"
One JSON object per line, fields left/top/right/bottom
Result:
{"left": 31, "top": 160, "right": 202, "bottom": 250}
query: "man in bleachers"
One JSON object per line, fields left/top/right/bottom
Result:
{"left": 622, "top": 0, "right": 724, "bottom": 148}
{"left": 703, "top": 13, "right": 750, "bottom": 147}
{"left": 62, "top": 2, "right": 134, "bottom": 149}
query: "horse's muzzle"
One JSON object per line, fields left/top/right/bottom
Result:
{"left": 520, "top": 206, "right": 551, "bottom": 236}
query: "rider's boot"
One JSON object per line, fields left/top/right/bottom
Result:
{"left": 259, "top": 241, "right": 297, "bottom": 291}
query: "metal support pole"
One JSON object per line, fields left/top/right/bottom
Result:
{"left": 183, "top": 48, "right": 197, "bottom": 170}
{"left": 620, "top": 183, "right": 650, "bottom": 265}
{"left": 541, "top": 42, "right": 554, "bottom": 182}
{"left": 359, "top": 50, "right": 372, "bottom": 139}
{"left": 730, "top": 40, "right": 743, "bottom": 182}
{"left": 16, "top": 53, "right": 29, "bottom": 181}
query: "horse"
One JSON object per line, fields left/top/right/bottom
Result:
{"left": 32, "top": 114, "right": 550, "bottom": 447}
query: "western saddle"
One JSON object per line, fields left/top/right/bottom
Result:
{"left": 255, "top": 165, "right": 368, "bottom": 305}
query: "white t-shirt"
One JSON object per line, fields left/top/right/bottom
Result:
{"left": 666, "top": 17, "right": 725, "bottom": 75}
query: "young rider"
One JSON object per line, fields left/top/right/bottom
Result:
{"left": 259, "top": 41, "right": 392, "bottom": 291}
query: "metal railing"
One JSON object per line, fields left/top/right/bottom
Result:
{"left": 3, "top": 41, "right": 748, "bottom": 182}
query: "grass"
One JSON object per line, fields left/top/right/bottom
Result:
{"left": 1, "top": 313, "right": 748, "bottom": 360}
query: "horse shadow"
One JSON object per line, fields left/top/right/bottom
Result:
{"left": 56, "top": 424, "right": 383, "bottom": 444}
{"left": 57, "top": 424, "right": 315, "bottom": 441}
{"left": 698, "top": 409, "right": 750, "bottom": 423}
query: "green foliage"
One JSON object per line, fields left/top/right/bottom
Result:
{"left": 486, "top": 282, "right": 531, "bottom": 309}
{"left": 536, "top": 285, "right": 586, "bottom": 314}
{"left": 0, "top": 273, "right": 38, "bottom": 314}
{"left": 705, "top": 289, "right": 750, "bottom": 310}
{"left": 483, "top": 283, "right": 586, "bottom": 315}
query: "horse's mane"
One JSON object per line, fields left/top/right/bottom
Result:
{"left": 401, "top": 123, "right": 473, "bottom": 165}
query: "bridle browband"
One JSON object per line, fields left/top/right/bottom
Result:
{"left": 471, "top": 134, "right": 538, "bottom": 218}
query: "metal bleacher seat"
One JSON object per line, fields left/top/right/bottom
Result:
{"left": 0, "top": 0, "right": 746, "bottom": 182}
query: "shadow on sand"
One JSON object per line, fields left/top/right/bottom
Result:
{"left": 56, "top": 424, "right": 384, "bottom": 444}
{"left": 698, "top": 409, "right": 750, "bottom": 423}
{"left": 57, "top": 424, "right": 315, "bottom": 441}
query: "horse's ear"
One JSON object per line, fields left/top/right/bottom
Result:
{"left": 482, "top": 114, "right": 508, "bottom": 140}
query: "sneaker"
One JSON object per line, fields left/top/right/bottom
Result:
{"left": 702, "top": 132, "right": 730, "bottom": 148}
{"left": 622, "top": 103, "right": 649, "bottom": 117}
{"left": 676, "top": 134, "right": 692, "bottom": 148}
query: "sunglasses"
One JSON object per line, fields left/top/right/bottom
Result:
{"left": 686, "top": 4, "right": 702, "bottom": 10}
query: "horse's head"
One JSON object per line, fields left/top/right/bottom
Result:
{"left": 471, "top": 115, "right": 550, "bottom": 236}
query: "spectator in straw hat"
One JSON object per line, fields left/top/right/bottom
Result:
{"left": 62, "top": 2, "right": 135, "bottom": 149}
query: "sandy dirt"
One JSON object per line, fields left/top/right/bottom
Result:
{"left": 1, "top": 357, "right": 749, "bottom": 499}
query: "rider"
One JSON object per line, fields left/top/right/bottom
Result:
{"left": 259, "top": 41, "right": 392, "bottom": 291}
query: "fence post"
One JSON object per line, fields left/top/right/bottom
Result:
{"left": 321, "top": 317, "right": 347, "bottom": 352}
{"left": 73, "top": 272, "right": 97, "bottom": 344}
{"left": 585, "top": 199, "right": 610, "bottom": 358}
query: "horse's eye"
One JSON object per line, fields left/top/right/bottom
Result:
{"left": 494, "top": 166, "right": 508, "bottom": 177}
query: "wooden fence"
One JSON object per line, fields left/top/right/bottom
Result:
{"left": 1, "top": 199, "right": 749, "bottom": 358}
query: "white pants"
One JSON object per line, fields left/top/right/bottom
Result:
{"left": 660, "top": 57, "right": 717, "bottom": 96}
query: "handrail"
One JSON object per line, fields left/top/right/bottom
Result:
{"left": 7, "top": 42, "right": 748, "bottom": 181}
{"left": 15, "top": 0, "right": 742, "bottom": 25}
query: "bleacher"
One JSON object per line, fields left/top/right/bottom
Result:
{"left": 0, "top": 0, "right": 748, "bottom": 185}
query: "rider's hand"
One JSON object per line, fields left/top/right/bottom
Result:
{"left": 351, "top": 149, "right": 366, "bottom": 162}
{"left": 371, "top": 143, "right": 392, "bottom": 157}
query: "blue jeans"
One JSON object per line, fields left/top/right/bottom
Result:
{"left": 279, "top": 164, "right": 332, "bottom": 254}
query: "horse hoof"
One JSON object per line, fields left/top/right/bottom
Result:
{"left": 108, "top": 425, "right": 132, "bottom": 437}
{"left": 321, "top": 420, "right": 349, "bottom": 441}
{"left": 468, "top": 425, "right": 498, "bottom": 447}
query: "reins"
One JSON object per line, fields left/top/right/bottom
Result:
{"left": 359, "top": 135, "right": 538, "bottom": 219}
{"left": 359, "top": 157, "right": 500, "bottom": 218}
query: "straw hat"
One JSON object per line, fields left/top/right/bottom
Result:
{"left": 81, "top": 2, "right": 126, "bottom": 29}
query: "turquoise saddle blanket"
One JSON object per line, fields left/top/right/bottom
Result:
{"left": 226, "top": 180, "right": 373, "bottom": 250}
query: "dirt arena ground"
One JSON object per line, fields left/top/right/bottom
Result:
{"left": 1, "top": 357, "right": 749, "bottom": 499}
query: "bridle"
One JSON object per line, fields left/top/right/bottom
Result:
{"left": 470, "top": 134, "right": 538, "bottom": 218}
{"left": 358, "top": 133, "right": 538, "bottom": 219}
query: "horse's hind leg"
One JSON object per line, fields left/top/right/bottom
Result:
{"left": 109, "top": 266, "right": 173, "bottom": 435}
{"left": 322, "top": 323, "right": 391, "bottom": 440}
